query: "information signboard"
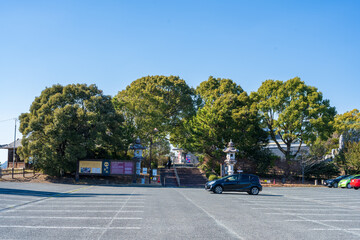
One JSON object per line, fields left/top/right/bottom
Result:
{"left": 79, "top": 161, "right": 102, "bottom": 174}
{"left": 111, "top": 161, "right": 133, "bottom": 175}
{"left": 78, "top": 160, "right": 134, "bottom": 176}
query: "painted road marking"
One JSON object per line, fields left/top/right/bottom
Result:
{"left": 0, "top": 216, "right": 143, "bottom": 220}
{"left": 283, "top": 220, "right": 360, "bottom": 222}
{"left": 97, "top": 190, "right": 141, "bottom": 240}
{"left": 6, "top": 209, "right": 144, "bottom": 212}
{"left": 0, "top": 225, "right": 141, "bottom": 230}
{"left": 0, "top": 186, "right": 93, "bottom": 213}
{"left": 237, "top": 190, "right": 360, "bottom": 238}
{"left": 176, "top": 189, "right": 244, "bottom": 240}
{"left": 266, "top": 213, "right": 360, "bottom": 216}
{"left": 252, "top": 207, "right": 354, "bottom": 211}
{"left": 311, "top": 228, "right": 360, "bottom": 231}
{"left": 26, "top": 205, "right": 145, "bottom": 208}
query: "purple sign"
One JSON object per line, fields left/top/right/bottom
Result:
{"left": 110, "top": 161, "right": 133, "bottom": 175}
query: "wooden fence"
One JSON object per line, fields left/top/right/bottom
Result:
{"left": 0, "top": 168, "right": 35, "bottom": 178}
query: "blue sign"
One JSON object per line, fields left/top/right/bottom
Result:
{"left": 102, "top": 160, "right": 111, "bottom": 175}
{"left": 186, "top": 154, "right": 191, "bottom": 163}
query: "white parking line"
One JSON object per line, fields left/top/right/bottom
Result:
{"left": 26, "top": 205, "right": 145, "bottom": 208}
{"left": 6, "top": 209, "right": 144, "bottom": 213}
{"left": 0, "top": 225, "right": 140, "bottom": 230}
{"left": 176, "top": 189, "right": 244, "bottom": 240}
{"left": 247, "top": 190, "right": 360, "bottom": 238}
{"left": 43, "top": 201, "right": 145, "bottom": 204}
{"left": 97, "top": 190, "right": 140, "bottom": 240}
{"left": 0, "top": 216, "right": 143, "bottom": 220}
{"left": 311, "top": 228, "right": 360, "bottom": 231}
{"left": 0, "top": 186, "right": 94, "bottom": 213}
{"left": 283, "top": 220, "right": 360, "bottom": 222}
{"left": 266, "top": 213, "right": 360, "bottom": 216}
{"left": 122, "top": 206, "right": 144, "bottom": 208}
{"left": 0, "top": 199, "right": 30, "bottom": 202}
{"left": 253, "top": 207, "right": 353, "bottom": 211}
{"left": 235, "top": 203, "right": 330, "bottom": 207}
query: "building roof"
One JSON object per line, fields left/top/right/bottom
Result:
{"left": 223, "top": 140, "right": 239, "bottom": 153}
{"left": 0, "top": 139, "right": 22, "bottom": 150}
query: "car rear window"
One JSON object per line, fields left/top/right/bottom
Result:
{"left": 240, "top": 175, "right": 249, "bottom": 181}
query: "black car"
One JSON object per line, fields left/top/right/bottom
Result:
{"left": 205, "top": 174, "right": 262, "bottom": 195}
{"left": 323, "top": 175, "right": 349, "bottom": 188}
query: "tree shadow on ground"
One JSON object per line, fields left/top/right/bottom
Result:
{"left": 0, "top": 188, "right": 144, "bottom": 198}
{"left": 220, "top": 192, "right": 283, "bottom": 197}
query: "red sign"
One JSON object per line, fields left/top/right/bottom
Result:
{"left": 110, "top": 161, "right": 133, "bottom": 175}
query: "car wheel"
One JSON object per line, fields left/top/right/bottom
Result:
{"left": 249, "top": 187, "right": 259, "bottom": 195}
{"left": 213, "top": 185, "right": 223, "bottom": 194}
{"left": 333, "top": 182, "right": 338, "bottom": 188}
{"left": 347, "top": 183, "right": 352, "bottom": 189}
{"left": 354, "top": 187, "right": 359, "bottom": 190}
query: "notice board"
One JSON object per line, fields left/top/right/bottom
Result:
{"left": 78, "top": 160, "right": 134, "bottom": 176}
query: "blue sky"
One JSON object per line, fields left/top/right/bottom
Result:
{"left": 0, "top": 0, "right": 359, "bottom": 163}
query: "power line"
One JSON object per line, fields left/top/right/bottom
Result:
{"left": 0, "top": 118, "right": 18, "bottom": 123}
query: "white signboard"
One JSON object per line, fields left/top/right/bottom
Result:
{"left": 142, "top": 168, "right": 147, "bottom": 174}
{"left": 152, "top": 169, "right": 157, "bottom": 176}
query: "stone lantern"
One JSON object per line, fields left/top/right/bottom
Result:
{"left": 130, "top": 137, "right": 147, "bottom": 182}
{"left": 223, "top": 140, "right": 239, "bottom": 175}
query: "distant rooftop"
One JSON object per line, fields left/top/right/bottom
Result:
{"left": 0, "top": 139, "right": 22, "bottom": 150}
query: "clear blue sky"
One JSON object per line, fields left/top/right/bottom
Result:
{"left": 1, "top": 0, "right": 359, "bottom": 163}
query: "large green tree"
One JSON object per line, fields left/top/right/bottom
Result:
{"left": 344, "top": 141, "right": 360, "bottom": 173}
{"left": 113, "top": 75, "right": 196, "bottom": 143}
{"left": 176, "top": 76, "right": 270, "bottom": 173}
{"left": 334, "top": 109, "right": 360, "bottom": 144}
{"left": 333, "top": 109, "right": 360, "bottom": 173}
{"left": 18, "top": 84, "right": 128, "bottom": 176}
{"left": 251, "top": 77, "right": 336, "bottom": 168}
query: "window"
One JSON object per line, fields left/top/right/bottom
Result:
{"left": 226, "top": 175, "right": 238, "bottom": 181}
{"left": 240, "top": 175, "right": 249, "bottom": 182}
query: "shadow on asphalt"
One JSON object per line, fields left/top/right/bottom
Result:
{"left": 221, "top": 192, "right": 283, "bottom": 197}
{"left": 0, "top": 188, "right": 144, "bottom": 198}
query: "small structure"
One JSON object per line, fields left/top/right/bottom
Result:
{"left": 223, "top": 140, "right": 239, "bottom": 175}
{"left": 172, "top": 148, "right": 185, "bottom": 164}
{"left": 172, "top": 148, "right": 199, "bottom": 165}
{"left": 265, "top": 135, "right": 309, "bottom": 162}
{"left": 0, "top": 139, "right": 24, "bottom": 168}
{"left": 130, "top": 137, "right": 147, "bottom": 181}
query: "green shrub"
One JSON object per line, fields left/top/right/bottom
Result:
{"left": 208, "top": 174, "right": 218, "bottom": 181}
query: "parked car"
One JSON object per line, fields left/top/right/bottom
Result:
{"left": 350, "top": 176, "right": 360, "bottom": 190}
{"left": 323, "top": 175, "right": 349, "bottom": 188}
{"left": 338, "top": 174, "right": 360, "bottom": 188}
{"left": 205, "top": 174, "right": 262, "bottom": 195}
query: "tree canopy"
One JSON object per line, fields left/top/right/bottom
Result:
{"left": 251, "top": 77, "right": 336, "bottom": 164}
{"left": 113, "top": 75, "right": 196, "bottom": 142}
{"left": 175, "top": 76, "right": 270, "bottom": 173}
{"left": 18, "top": 84, "right": 128, "bottom": 176}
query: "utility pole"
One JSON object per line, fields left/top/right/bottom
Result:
{"left": 12, "top": 118, "right": 17, "bottom": 178}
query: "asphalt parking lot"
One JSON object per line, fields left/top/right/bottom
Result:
{"left": 0, "top": 182, "right": 359, "bottom": 240}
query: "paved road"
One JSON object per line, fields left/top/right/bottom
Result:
{"left": 0, "top": 182, "right": 360, "bottom": 239}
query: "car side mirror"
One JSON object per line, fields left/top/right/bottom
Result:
{"left": 225, "top": 179, "right": 229, "bottom": 182}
